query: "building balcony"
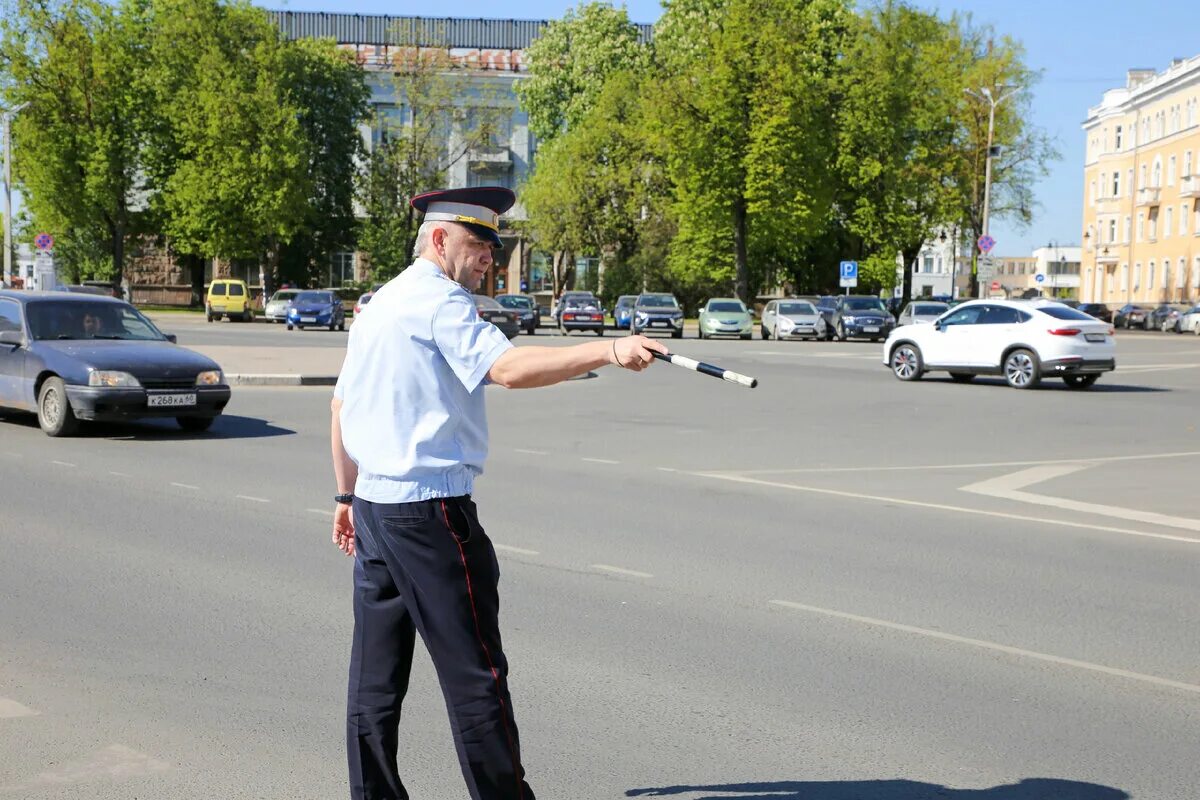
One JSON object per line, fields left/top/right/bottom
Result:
{"left": 468, "top": 145, "right": 513, "bottom": 170}
{"left": 1180, "top": 175, "right": 1200, "bottom": 198}
{"left": 1136, "top": 187, "right": 1161, "bottom": 206}
{"left": 1094, "top": 248, "right": 1120, "bottom": 265}
{"left": 1095, "top": 195, "right": 1121, "bottom": 208}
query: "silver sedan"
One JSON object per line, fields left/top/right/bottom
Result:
{"left": 760, "top": 299, "right": 827, "bottom": 340}
{"left": 897, "top": 301, "right": 949, "bottom": 326}
{"left": 264, "top": 289, "right": 299, "bottom": 323}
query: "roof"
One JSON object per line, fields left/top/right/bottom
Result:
{"left": 0, "top": 290, "right": 127, "bottom": 305}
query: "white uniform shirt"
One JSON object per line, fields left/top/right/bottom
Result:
{"left": 334, "top": 258, "right": 514, "bottom": 503}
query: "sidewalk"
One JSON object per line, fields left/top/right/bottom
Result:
{"left": 190, "top": 345, "right": 345, "bottom": 386}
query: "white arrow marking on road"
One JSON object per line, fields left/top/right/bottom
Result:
{"left": 961, "top": 464, "right": 1200, "bottom": 532}
{"left": 0, "top": 697, "right": 38, "bottom": 718}
{"left": 770, "top": 600, "right": 1200, "bottom": 696}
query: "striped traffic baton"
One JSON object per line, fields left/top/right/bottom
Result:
{"left": 652, "top": 351, "right": 758, "bottom": 388}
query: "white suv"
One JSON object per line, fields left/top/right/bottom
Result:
{"left": 883, "top": 299, "right": 1116, "bottom": 389}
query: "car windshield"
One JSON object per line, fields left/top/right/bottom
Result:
{"left": 708, "top": 301, "right": 746, "bottom": 313}
{"left": 26, "top": 300, "right": 165, "bottom": 341}
{"left": 496, "top": 296, "right": 532, "bottom": 309}
{"left": 913, "top": 304, "right": 948, "bottom": 315}
{"left": 295, "top": 291, "right": 333, "bottom": 304}
{"left": 565, "top": 297, "right": 598, "bottom": 309}
{"left": 270, "top": 291, "right": 298, "bottom": 302}
{"left": 475, "top": 296, "right": 503, "bottom": 310}
{"left": 845, "top": 298, "right": 885, "bottom": 311}
{"left": 778, "top": 302, "right": 816, "bottom": 315}
{"left": 1039, "top": 306, "right": 1095, "bottom": 321}
{"left": 616, "top": 297, "right": 636, "bottom": 308}
{"left": 638, "top": 295, "right": 678, "bottom": 308}
{"left": 358, "top": 294, "right": 372, "bottom": 304}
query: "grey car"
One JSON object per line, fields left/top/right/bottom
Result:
{"left": 760, "top": 298, "right": 826, "bottom": 340}
{"left": 831, "top": 295, "right": 895, "bottom": 341}
{"left": 632, "top": 293, "right": 684, "bottom": 337}
{"left": 473, "top": 295, "right": 520, "bottom": 340}
{"left": 264, "top": 289, "right": 299, "bottom": 323}
{"left": 897, "top": 301, "right": 949, "bottom": 326}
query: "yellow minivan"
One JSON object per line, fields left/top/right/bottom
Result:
{"left": 206, "top": 279, "right": 254, "bottom": 322}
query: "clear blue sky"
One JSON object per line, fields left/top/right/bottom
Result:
{"left": 261, "top": 0, "right": 1198, "bottom": 257}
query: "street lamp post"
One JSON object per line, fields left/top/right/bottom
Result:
{"left": 965, "top": 85, "right": 1021, "bottom": 298}
{"left": 2, "top": 102, "right": 30, "bottom": 287}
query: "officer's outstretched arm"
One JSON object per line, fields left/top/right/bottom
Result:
{"left": 487, "top": 335, "right": 667, "bottom": 389}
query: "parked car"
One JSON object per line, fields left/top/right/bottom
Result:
{"left": 1076, "top": 303, "right": 1113, "bottom": 323}
{"left": 206, "top": 279, "right": 254, "bottom": 323}
{"left": 553, "top": 291, "right": 601, "bottom": 326}
{"left": 264, "top": 289, "right": 300, "bottom": 323}
{"left": 884, "top": 299, "right": 1115, "bottom": 390}
{"left": 558, "top": 295, "right": 606, "bottom": 335}
{"left": 324, "top": 287, "right": 359, "bottom": 315}
{"left": 1113, "top": 304, "right": 1149, "bottom": 329}
{"left": 57, "top": 285, "right": 112, "bottom": 296}
{"left": 632, "top": 293, "right": 684, "bottom": 337}
{"left": 286, "top": 290, "right": 346, "bottom": 331}
{"left": 831, "top": 295, "right": 895, "bottom": 342}
{"left": 897, "top": 301, "right": 950, "bottom": 326}
{"left": 760, "top": 298, "right": 826, "bottom": 340}
{"left": 495, "top": 294, "right": 539, "bottom": 334}
{"left": 354, "top": 291, "right": 374, "bottom": 316}
{"left": 1147, "top": 303, "right": 1191, "bottom": 332}
{"left": 0, "top": 291, "right": 230, "bottom": 435}
{"left": 698, "top": 297, "right": 752, "bottom": 340}
{"left": 815, "top": 296, "right": 839, "bottom": 339}
{"left": 612, "top": 295, "right": 638, "bottom": 330}
{"left": 473, "top": 295, "right": 520, "bottom": 340}
{"left": 1178, "top": 305, "right": 1200, "bottom": 335}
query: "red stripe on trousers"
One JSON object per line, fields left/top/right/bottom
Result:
{"left": 441, "top": 500, "right": 524, "bottom": 800}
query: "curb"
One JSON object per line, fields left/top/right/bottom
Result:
{"left": 226, "top": 374, "right": 338, "bottom": 386}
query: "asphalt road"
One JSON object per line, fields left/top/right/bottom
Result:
{"left": 2, "top": 332, "right": 1199, "bottom": 799}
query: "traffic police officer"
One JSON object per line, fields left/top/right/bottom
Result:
{"left": 329, "top": 186, "right": 666, "bottom": 800}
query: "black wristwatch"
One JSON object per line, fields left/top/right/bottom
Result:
{"left": 334, "top": 492, "right": 355, "bottom": 505}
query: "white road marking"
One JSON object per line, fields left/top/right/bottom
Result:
{"left": 724, "top": 449, "right": 1200, "bottom": 476}
{"left": 656, "top": 467, "right": 678, "bottom": 473}
{"left": 692, "top": 472, "right": 1200, "bottom": 545}
{"left": 11, "top": 743, "right": 171, "bottom": 790}
{"left": 494, "top": 544, "right": 540, "bottom": 556}
{"left": 236, "top": 495, "right": 270, "bottom": 503}
{"left": 307, "top": 508, "right": 334, "bottom": 517}
{"left": 581, "top": 457, "right": 620, "bottom": 465}
{"left": 514, "top": 448, "right": 549, "bottom": 456}
{"left": 1118, "top": 364, "right": 1200, "bottom": 374}
{"left": 108, "top": 470, "right": 131, "bottom": 478}
{"left": 770, "top": 599, "right": 1200, "bottom": 696}
{"left": 170, "top": 482, "right": 200, "bottom": 490}
{"left": 51, "top": 460, "right": 76, "bottom": 468}
{"left": 591, "top": 564, "right": 654, "bottom": 578}
{"left": 0, "top": 697, "right": 38, "bottom": 718}
{"left": 961, "top": 465, "right": 1200, "bottom": 533}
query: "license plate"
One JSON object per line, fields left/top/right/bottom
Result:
{"left": 652, "top": 320, "right": 668, "bottom": 326}
{"left": 148, "top": 393, "right": 197, "bottom": 408}
{"left": 864, "top": 326, "right": 880, "bottom": 333}
{"left": 301, "top": 316, "right": 316, "bottom": 323}
{"left": 1085, "top": 333, "right": 1106, "bottom": 342}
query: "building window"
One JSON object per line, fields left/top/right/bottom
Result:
{"left": 1090, "top": 180, "right": 1097, "bottom": 205}
{"left": 1152, "top": 158, "right": 1162, "bottom": 186}
{"left": 1168, "top": 156, "right": 1176, "bottom": 185}
{"left": 1149, "top": 261, "right": 1156, "bottom": 290}
{"left": 1134, "top": 262, "right": 1142, "bottom": 290}
{"left": 1114, "top": 125, "right": 1123, "bottom": 150}
{"left": 1182, "top": 204, "right": 1189, "bottom": 236}
{"left": 1150, "top": 210, "right": 1158, "bottom": 239}
{"left": 1165, "top": 207, "right": 1173, "bottom": 237}
{"left": 330, "top": 252, "right": 355, "bottom": 286}
{"left": 922, "top": 256, "right": 933, "bottom": 273}
{"left": 1139, "top": 164, "right": 1147, "bottom": 188}
{"left": 1122, "top": 263, "right": 1130, "bottom": 292}
{"left": 1124, "top": 215, "right": 1132, "bottom": 243}
{"left": 1137, "top": 213, "right": 1145, "bottom": 241}
{"left": 1178, "top": 258, "right": 1187, "bottom": 290}
{"left": 1108, "top": 219, "right": 1117, "bottom": 243}
{"left": 1194, "top": 257, "right": 1200, "bottom": 290}
{"left": 1186, "top": 151, "right": 1194, "bottom": 178}
{"left": 1111, "top": 171, "right": 1120, "bottom": 196}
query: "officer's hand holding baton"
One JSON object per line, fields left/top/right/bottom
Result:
{"left": 610, "top": 335, "right": 670, "bottom": 371}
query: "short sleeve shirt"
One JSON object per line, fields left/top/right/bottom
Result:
{"left": 334, "top": 258, "right": 514, "bottom": 503}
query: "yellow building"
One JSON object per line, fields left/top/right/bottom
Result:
{"left": 1082, "top": 58, "right": 1200, "bottom": 306}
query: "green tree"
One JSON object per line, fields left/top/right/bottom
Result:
{"left": 515, "top": 2, "right": 647, "bottom": 144}
{"left": 1, "top": 0, "right": 149, "bottom": 282}
{"left": 836, "top": 1, "right": 962, "bottom": 301}
{"left": 651, "top": 0, "right": 851, "bottom": 304}
{"left": 356, "top": 40, "right": 505, "bottom": 281}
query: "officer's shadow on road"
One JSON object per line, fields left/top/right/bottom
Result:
{"left": 626, "top": 778, "right": 1129, "bottom": 800}
{"left": 94, "top": 414, "right": 295, "bottom": 440}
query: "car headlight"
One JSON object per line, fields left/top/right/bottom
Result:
{"left": 88, "top": 370, "right": 140, "bottom": 388}
{"left": 195, "top": 370, "right": 223, "bottom": 386}
{"left": 635, "top": 312, "right": 648, "bottom": 321}
{"left": 779, "top": 317, "right": 795, "bottom": 330}
{"left": 842, "top": 315, "right": 857, "bottom": 324}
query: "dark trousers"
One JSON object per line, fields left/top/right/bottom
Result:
{"left": 347, "top": 495, "right": 535, "bottom": 800}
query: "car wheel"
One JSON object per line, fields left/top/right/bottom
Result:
{"left": 205, "top": 306, "right": 214, "bottom": 323}
{"left": 338, "top": 321, "right": 346, "bottom": 332}
{"left": 890, "top": 344, "right": 923, "bottom": 381}
{"left": 596, "top": 328, "right": 604, "bottom": 336}
{"left": 1063, "top": 374, "right": 1100, "bottom": 390}
{"left": 177, "top": 416, "right": 215, "bottom": 432}
{"left": 760, "top": 324, "right": 768, "bottom": 340}
{"left": 672, "top": 329, "right": 682, "bottom": 339}
{"left": 1143, "top": 317, "right": 1153, "bottom": 331}
{"left": 740, "top": 332, "right": 751, "bottom": 340}
{"left": 949, "top": 372, "right": 975, "bottom": 383}
{"left": 286, "top": 324, "right": 294, "bottom": 330}
{"left": 1004, "top": 348, "right": 1041, "bottom": 389}
{"left": 37, "top": 377, "right": 79, "bottom": 437}
{"left": 835, "top": 322, "right": 845, "bottom": 342}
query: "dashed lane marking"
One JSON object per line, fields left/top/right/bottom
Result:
{"left": 170, "top": 482, "right": 200, "bottom": 490}
{"left": 307, "top": 508, "right": 334, "bottom": 517}
{"left": 494, "top": 544, "right": 540, "bottom": 556}
{"left": 581, "top": 457, "right": 620, "bottom": 465}
{"left": 656, "top": 467, "right": 678, "bottom": 473}
{"left": 0, "top": 697, "right": 38, "bottom": 718}
{"left": 108, "top": 470, "right": 131, "bottom": 477}
{"left": 51, "top": 460, "right": 76, "bottom": 468}
{"left": 591, "top": 564, "right": 654, "bottom": 579}
{"left": 235, "top": 495, "right": 270, "bottom": 503}
{"left": 514, "top": 448, "right": 549, "bottom": 456}
{"left": 770, "top": 600, "right": 1200, "bottom": 696}
{"left": 692, "top": 472, "right": 1200, "bottom": 546}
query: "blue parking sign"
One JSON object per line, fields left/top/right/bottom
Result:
{"left": 839, "top": 260, "right": 858, "bottom": 288}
